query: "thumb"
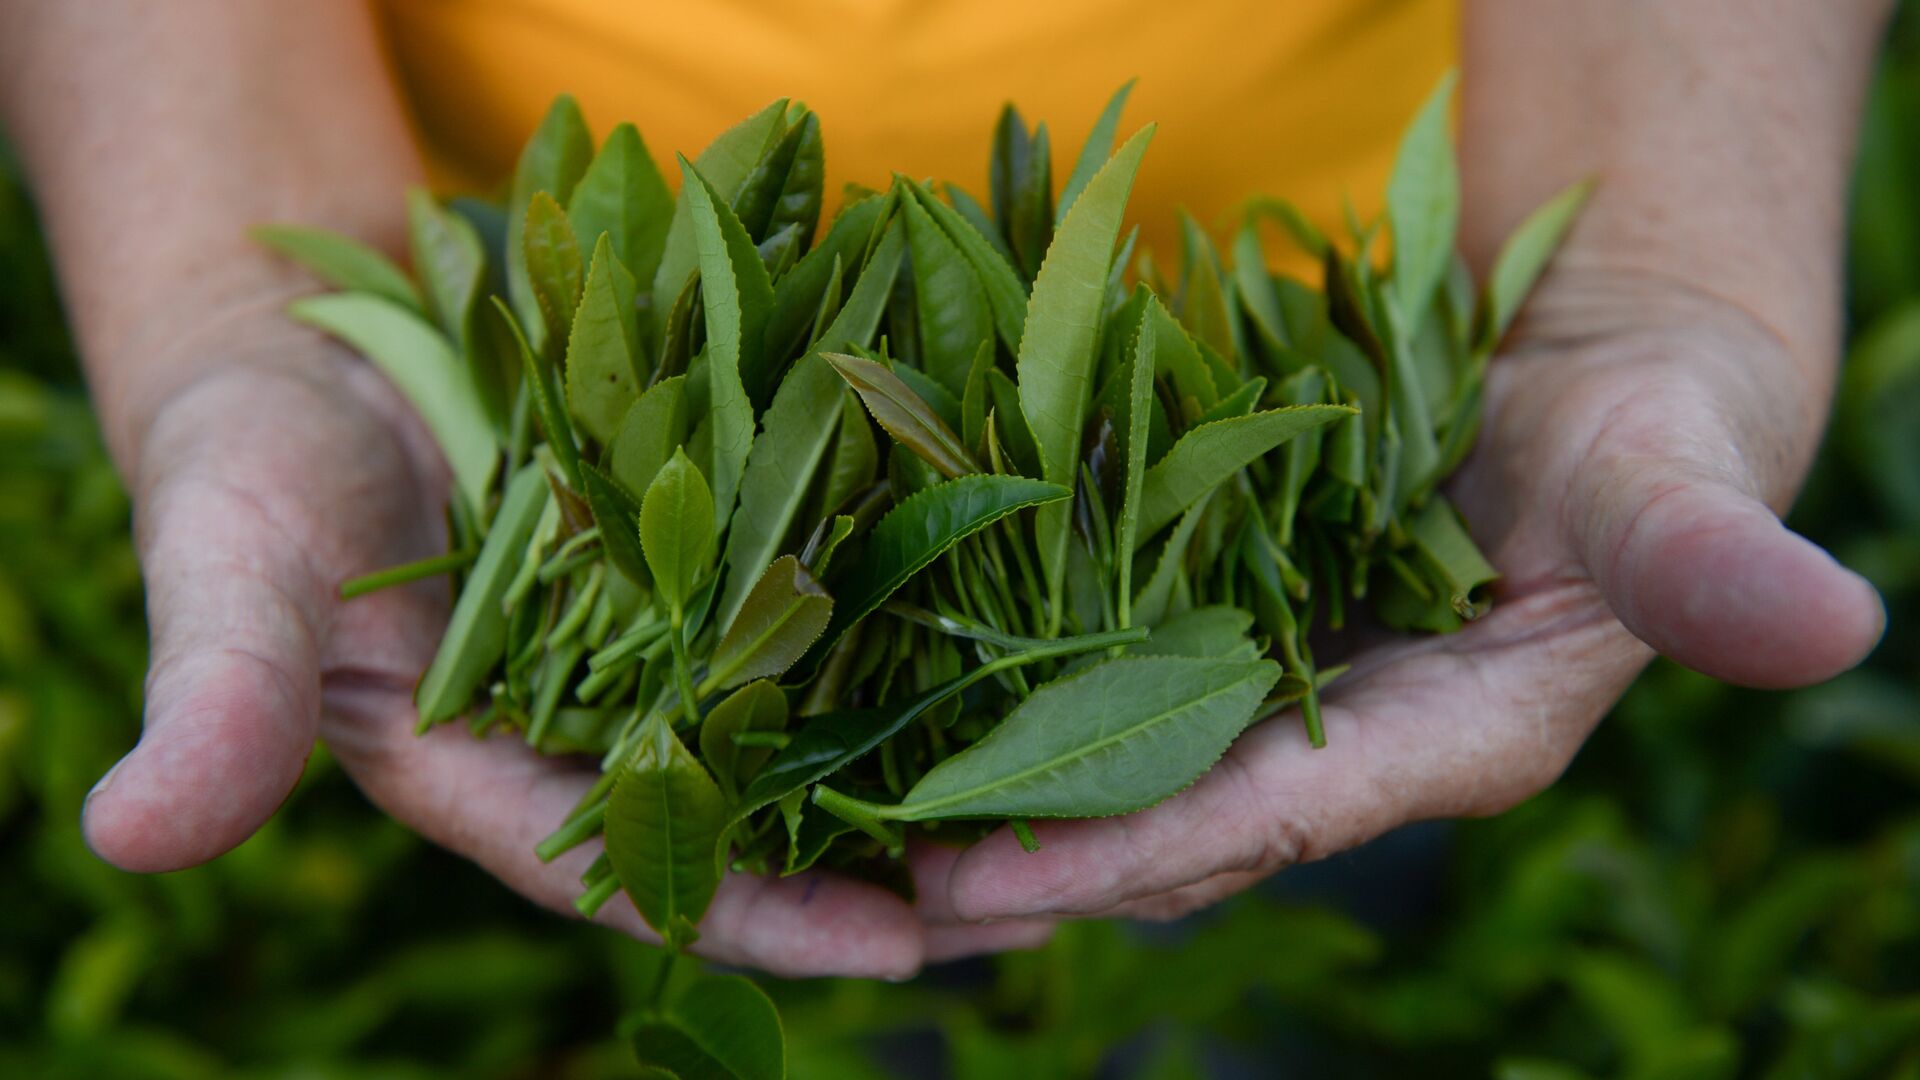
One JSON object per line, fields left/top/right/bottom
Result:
{"left": 83, "top": 461, "right": 326, "bottom": 872}
{"left": 1577, "top": 456, "right": 1884, "bottom": 690}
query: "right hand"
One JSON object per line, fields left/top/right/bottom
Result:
{"left": 81, "top": 323, "right": 1046, "bottom": 978}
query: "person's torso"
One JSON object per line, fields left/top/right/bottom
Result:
{"left": 378, "top": 0, "right": 1454, "bottom": 258}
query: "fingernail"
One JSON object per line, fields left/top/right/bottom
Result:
{"left": 85, "top": 755, "right": 128, "bottom": 807}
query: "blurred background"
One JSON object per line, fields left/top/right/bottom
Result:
{"left": 3, "top": 11, "right": 1918, "bottom": 1079}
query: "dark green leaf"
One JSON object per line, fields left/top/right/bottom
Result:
{"left": 803, "top": 474, "right": 1070, "bottom": 674}
{"left": 736, "top": 627, "right": 1143, "bottom": 820}
{"left": 605, "top": 711, "right": 728, "bottom": 950}
{"left": 707, "top": 555, "right": 832, "bottom": 692}
{"left": 905, "top": 179, "right": 1028, "bottom": 351}
{"left": 826, "top": 353, "right": 980, "bottom": 479}
{"left": 568, "top": 121, "right": 673, "bottom": 295}
{"left": 609, "top": 375, "right": 689, "bottom": 500}
{"left": 629, "top": 973, "right": 785, "bottom": 1080}
{"left": 1020, "top": 125, "right": 1155, "bottom": 627}
{"left": 700, "top": 680, "right": 790, "bottom": 803}
{"left": 732, "top": 109, "right": 824, "bottom": 245}
{"left": 905, "top": 193, "right": 995, "bottom": 398}
{"left": 877, "top": 654, "right": 1281, "bottom": 819}
{"left": 652, "top": 100, "right": 788, "bottom": 337}
{"left": 681, "top": 158, "right": 772, "bottom": 536}
{"left": 415, "top": 463, "right": 549, "bottom": 726}
{"left": 716, "top": 221, "right": 904, "bottom": 629}
{"left": 1135, "top": 405, "right": 1352, "bottom": 544}
{"left": 1058, "top": 80, "right": 1136, "bottom": 223}
{"left": 579, "top": 462, "right": 650, "bottom": 588}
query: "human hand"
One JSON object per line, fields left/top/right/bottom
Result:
{"left": 922, "top": 270, "right": 1885, "bottom": 925}
{"left": 78, "top": 321, "right": 1038, "bottom": 978}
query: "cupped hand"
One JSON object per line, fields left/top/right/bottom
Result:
{"left": 77, "top": 321, "right": 1032, "bottom": 978}
{"left": 924, "top": 268, "right": 1886, "bottom": 925}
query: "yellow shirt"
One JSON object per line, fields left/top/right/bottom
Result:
{"left": 377, "top": 0, "right": 1453, "bottom": 260}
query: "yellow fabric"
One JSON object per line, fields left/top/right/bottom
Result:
{"left": 377, "top": 0, "right": 1454, "bottom": 261}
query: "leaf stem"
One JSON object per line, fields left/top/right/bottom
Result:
{"left": 536, "top": 800, "right": 607, "bottom": 862}
{"left": 811, "top": 786, "right": 905, "bottom": 853}
{"left": 338, "top": 548, "right": 476, "bottom": 599}
{"left": 667, "top": 608, "right": 703, "bottom": 728}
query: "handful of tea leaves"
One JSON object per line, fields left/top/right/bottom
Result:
{"left": 261, "top": 78, "right": 1585, "bottom": 953}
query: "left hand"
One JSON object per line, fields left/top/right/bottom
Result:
{"left": 919, "top": 265, "right": 1884, "bottom": 925}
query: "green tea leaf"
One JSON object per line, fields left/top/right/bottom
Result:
{"left": 716, "top": 221, "right": 904, "bottom": 630}
{"left": 253, "top": 224, "right": 421, "bottom": 312}
{"left": 1178, "top": 213, "right": 1237, "bottom": 359}
{"left": 579, "top": 462, "right": 651, "bottom": 588}
{"left": 736, "top": 627, "right": 1143, "bottom": 820}
{"left": 1058, "top": 80, "right": 1136, "bottom": 223}
{"left": 905, "top": 193, "right": 994, "bottom": 398}
{"left": 605, "top": 710, "right": 728, "bottom": 950}
{"left": 507, "top": 95, "right": 593, "bottom": 351}
{"left": 1019, "top": 125, "right": 1154, "bottom": 627}
{"left": 1407, "top": 494, "right": 1496, "bottom": 619}
{"left": 415, "top": 463, "right": 549, "bottom": 726}
{"left": 803, "top": 475, "right": 1070, "bottom": 674}
{"left": 629, "top": 972, "right": 784, "bottom": 1080}
{"left": 681, "top": 158, "right": 773, "bottom": 536}
{"left": 1134, "top": 488, "right": 1215, "bottom": 627}
{"left": 707, "top": 555, "right": 832, "bottom": 692}
{"left": 1386, "top": 72, "right": 1460, "bottom": 326}
{"left": 492, "top": 297, "right": 583, "bottom": 487}
{"left": 564, "top": 235, "right": 643, "bottom": 444}
{"left": 764, "top": 192, "right": 890, "bottom": 378}
{"left": 640, "top": 448, "right": 716, "bottom": 616}
{"left": 878, "top": 654, "right": 1280, "bottom": 819}
{"left": 1146, "top": 295, "right": 1220, "bottom": 413}
{"left": 652, "top": 99, "right": 787, "bottom": 337}
{"left": 733, "top": 109, "right": 824, "bottom": 245}
{"left": 403, "top": 190, "right": 486, "bottom": 348}
{"left": 609, "top": 375, "right": 689, "bottom": 500}
{"left": 523, "top": 191, "right": 586, "bottom": 358}
{"left": 819, "top": 390, "right": 879, "bottom": 516}
{"left": 826, "top": 352, "right": 980, "bottom": 479}
{"left": 700, "top": 679, "right": 790, "bottom": 802}
{"left": 905, "top": 179, "right": 1028, "bottom": 352}
{"left": 985, "top": 369, "right": 1041, "bottom": 476}
{"left": 1479, "top": 178, "right": 1593, "bottom": 352}
{"left": 568, "top": 121, "right": 673, "bottom": 295}
{"left": 1115, "top": 297, "right": 1155, "bottom": 626}
{"left": 1130, "top": 605, "right": 1258, "bottom": 659}
{"left": 1135, "top": 405, "right": 1352, "bottom": 544}
{"left": 288, "top": 293, "right": 497, "bottom": 516}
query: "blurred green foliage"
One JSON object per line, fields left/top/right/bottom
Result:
{"left": 4, "top": 12, "right": 1920, "bottom": 1075}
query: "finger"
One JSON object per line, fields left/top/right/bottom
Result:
{"left": 321, "top": 675, "right": 927, "bottom": 980}
{"left": 1579, "top": 465, "right": 1884, "bottom": 688}
{"left": 944, "top": 581, "right": 1647, "bottom": 921}
{"left": 1103, "top": 869, "right": 1265, "bottom": 922}
{"left": 84, "top": 465, "right": 326, "bottom": 872}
